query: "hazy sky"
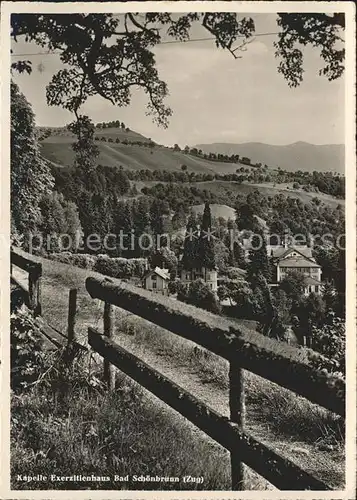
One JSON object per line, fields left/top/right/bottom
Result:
{"left": 11, "top": 13, "right": 345, "bottom": 147}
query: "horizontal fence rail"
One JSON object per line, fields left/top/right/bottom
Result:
{"left": 88, "top": 327, "right": 332, "bottom": 491}
{"left": 11, "top": 250, "right": 42, "bottom": 274}
{"left": 11, "top": 249, "right": 42, "bottom": 316}
{"left": 86, "top": 277, "right": 345, "bottom": 417}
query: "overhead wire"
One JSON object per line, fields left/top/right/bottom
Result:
{"left": 11, "top": 31, "right": 280, "bottom": 57}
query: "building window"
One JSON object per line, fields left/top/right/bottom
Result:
{"left": 315, "top": 285, "right": 319, "bottom": 293}
{"left": 152, "top": 274, "right": 157, "bottom": 281}
{"left": 153, "top": 282, "right": 157, "bottom": 289}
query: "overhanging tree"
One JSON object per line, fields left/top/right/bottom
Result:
{"left": 275, "top": 13, "right": 345, "bottom": 87}
{"left": 11, "top": 12, "right": 345, "bottom": 125}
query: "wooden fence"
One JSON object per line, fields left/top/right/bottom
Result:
{"left": 10, "top": 249, "right": 82, "bottom": 351}
{"left": 11, "top": 249, "right": 42, "bottom": 316}
{"left": 10, "top": 250, "right": 344, "bottom": 490}
{"left": 86, "top": 276, "right": 345, "bottom": 491}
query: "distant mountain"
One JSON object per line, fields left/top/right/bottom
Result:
{"left": 195, "top": 142, "right": 345, "bottom": 174}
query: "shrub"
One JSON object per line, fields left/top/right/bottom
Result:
{"left": 94, "top": 255, "right": 147, "bottom": 279}
{"left": 49, "top": 252, "right": 95, "bottom": 269}
{"left": 49, "top": 251, "right": 73, "bottom": 265}
{"left": 310, "top": 314, "right": 345, "bottom": 376}
{"left": 11, "top": 308, "right": 48, "bottom": 391}
{"left": 178, "top": 279, "right": 221, "bottom": 315}
{"left": 168, "top": 279, "right": 180, "bottom": 295}
{"left": 71, "top": 254, "right": 96, "bottom": 269}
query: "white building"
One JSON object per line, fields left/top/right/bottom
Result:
{"left": 143, "top": 267, "right": 170, "bottom": 294}
{"left": 180, "top": 267, "right": 218, "bottom": 292}
{"left": 270, "top": 245, "right": 322, "bottom": 295}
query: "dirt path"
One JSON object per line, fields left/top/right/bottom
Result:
{"left": 12, "top": 256, "right": 344, "bottom": 490}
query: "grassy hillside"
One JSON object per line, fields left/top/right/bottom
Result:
{"left": 191, "top": 180, "right": 345, "bottom": 209}
{"left": 134, "top": 179, "right": 344, "bottom": 211}
{"left": 196, "top": 142, "right": 345, "bottom": 174}
{"left": 39, "top": 127, "right": 246, "bottom": 174}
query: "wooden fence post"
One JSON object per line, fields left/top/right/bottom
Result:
{"left": 103, "top": 302, "right": 116, "bottom": 390}
{"left": 67, "top": 288, "right": 77, "bottom": 346}
{"left": 28, "top": 267, "right": 41, "bottom": 317}
{"left": 229, "top": 361, "right": 245, "bottom": 490}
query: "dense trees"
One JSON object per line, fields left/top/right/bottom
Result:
{"left": 143, "top": 183, "right": 220, "bottom": 212}
{"left": 11, "top": 82, "right": 54, "bottom": 236}
{"left": 38, "top": 192, "right": 82, "bottom": 251}
{"left": 96, "top": 120, "right": 126, "bottom": 129}
{"left": 182, "top": 147, "right": 241, "bottom": 165}
{"left": 95, "top": 135, "right": 156, "bottom": 148}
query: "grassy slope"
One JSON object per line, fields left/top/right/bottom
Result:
{"left": 192, "top": 180, "right": 345, "bottom": 209}
{"left": 40, "top": 127, "right": 344, "bottom": 209}
{"left": 133, "top": 179, "right": 344, "bottom": 211}
{"left": 40, "top": 128, "right": 253, "bottom": 174}
{"left": 12, "top": 250, "right": 344, "bottom": 490}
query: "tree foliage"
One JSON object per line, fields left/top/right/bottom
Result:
{"left": 274, "top": 13, "right": 345, "bottom": 87}
{"left": 11, "top": 13, "right": 255, "bottom": 125}
{"left": 247, "top": 232, "right": 271, "bottom": 282}
{"left": 149, "top": 247, "right": 178, "bottom": 276}
{"left": 11, "top": 13, "right": 344, "bottom": 130}
{"left": 181, "top": 213, "right": 199, "bottom": 271}
{"left": 11, "top": 307, "right": 48, "bottom": 391}
{"left": 67, "top": 115, "right": 99, "bottom": 172}
{"left": 310, "top": 313, "right": 345, "bottom": 375}
{"left": 279, "top": 270, "right": 307, "bottom": 304}
{"left": 11, "top": 82, "right": 54, "bottom": 234}
{"left": 177, "top": 279, "right": 221, "bottom": 315}
{"left": 198, "top": 202, "right": 216, "bottom": 270}
{"left": 38, "top": 191, "right": 82, "bottom": 252}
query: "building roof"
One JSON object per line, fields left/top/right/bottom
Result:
{"left": 278, "top": 257, "right": 320, "bottom": 268}
{"left": 144, "top": 267, "right": 170, "bottom": 281}
{"left": 271, "top": 245, "right": 313, "bottom": 260}
{"left": 304, "top": 277, "right": 322, "bottom": 286}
